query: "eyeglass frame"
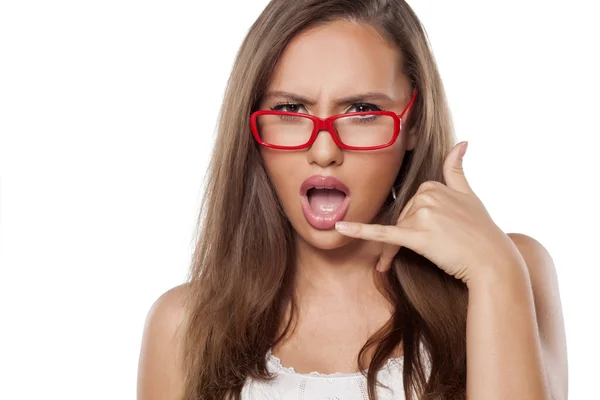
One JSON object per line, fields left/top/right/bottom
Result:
{"left": 249, "top": 89, "right": 418, "bottom": 151}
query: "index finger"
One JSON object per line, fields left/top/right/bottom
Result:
{"left": 335, "top": 221, "right": 421, "bottom": 249}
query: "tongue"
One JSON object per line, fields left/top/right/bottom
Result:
{"left": 308, "top": 189, "right": 345, "bottom": 214}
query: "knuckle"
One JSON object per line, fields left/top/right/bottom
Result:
{"left": 416, "top": 192, "right": 437, "bottom": 206}
{"left": 418, "top": 180, "right": 440, "bottom": 193}
{"left": 415, "top": 205, "right": 433, "bottom": 219}
{"left": 375, "top": 224, "right": 388, "bottom": 240}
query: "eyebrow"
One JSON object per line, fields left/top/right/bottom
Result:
{"left": 263, "top": 90, "right": 394, "bottom": 106}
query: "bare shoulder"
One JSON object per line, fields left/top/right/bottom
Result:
{"left": 507, "top": 233, "right": 569, "bottom": 400}
{"left": 137, "top": 283, "right": 191, "bottom": 400}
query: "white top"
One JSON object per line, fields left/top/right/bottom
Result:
{"left": 241, "top": 349, "right": 411, "bottom": 400}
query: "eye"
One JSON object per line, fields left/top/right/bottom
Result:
{"left": 349, "top": 103, "right": 382, "bottom": 113}
{"left": 271, "top": 102, "right": 307, "bottom": 113}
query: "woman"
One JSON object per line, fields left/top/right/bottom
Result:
{"left": 137, "top": 1, "right": 568, "bottom": 399}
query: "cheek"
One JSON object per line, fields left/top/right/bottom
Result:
{"left": 344, "top": 152, "right": 404, "bottom": 220}
{"left": 261, "top": 152, "right": 303, "bottom": 211}
{"left": 352, "top": 148, "right": 405, "bottom": 182}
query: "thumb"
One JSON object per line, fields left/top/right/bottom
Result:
{"left": 443, "top": 141, "right": 472, "bottom": 194}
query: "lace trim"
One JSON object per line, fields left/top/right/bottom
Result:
{"left": 266, "top": 349, "right": 403, "bottom": 379}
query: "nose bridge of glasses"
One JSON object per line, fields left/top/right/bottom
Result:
{"left": 312, "top": 117, "right": 334, "bottom": 133}
{"left": 311, "top": 117, "right": 339, "bottom": 144}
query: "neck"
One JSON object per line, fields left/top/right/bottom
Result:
{"left": 292, "top": 231, "right": 390, "bottom": 306}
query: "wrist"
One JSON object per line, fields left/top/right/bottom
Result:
{"left": 465, "top": 259, "right": 530, "bottom": 292}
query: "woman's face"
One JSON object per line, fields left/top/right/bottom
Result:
{"left": 257, "top": 20, "right": 417, "bottom": 250}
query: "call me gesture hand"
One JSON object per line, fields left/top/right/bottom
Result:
{"left": 335, "top": 141, "right": 527, "bottom": 288}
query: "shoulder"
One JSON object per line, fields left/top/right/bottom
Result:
{"left": 506, "top": 233, "right": 562, "bottom": 323}
{"left": 145, "top": 283, "right": 190, "bottom": 332}
{"left": 507, "top": 233, "right": 551, "bottom": 261}
{"left": 137, "top": 283, "right": 191, "bottom": 400}
{"left": 506, "top": 233, "right": 569, "bottom": 399}
{"left": 506, "top": 233, "right": 563, "bottom": 300}
{"left": 505, "top": 233, "right": 562, "bottom": 318}
{"left": 506, "top": 233, "right": 557, "bottom": 280}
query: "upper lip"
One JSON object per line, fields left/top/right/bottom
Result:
{"left": 300, "top": 175, "right": 350, "bottom": 196}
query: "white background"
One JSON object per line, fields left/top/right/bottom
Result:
{"left": 1, "top": 0, "right": 598, "bottom": 398}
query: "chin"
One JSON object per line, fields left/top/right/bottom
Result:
{"left": 292, "top": 219, "right": 356, "bottom": 250}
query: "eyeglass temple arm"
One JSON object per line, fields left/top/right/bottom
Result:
{"left": 398, "top": 88, "right": 418, "bottom": 118}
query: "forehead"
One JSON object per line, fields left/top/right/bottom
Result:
{"left": 267, "top": 20, "right": 406, "bottom": 101}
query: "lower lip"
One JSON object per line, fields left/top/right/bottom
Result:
{"left": 300, "top": 194, "right": 350, "bottom": 230}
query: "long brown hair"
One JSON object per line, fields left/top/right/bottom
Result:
{"left": 181, "top": 0, "right": 468, "bottom": 399}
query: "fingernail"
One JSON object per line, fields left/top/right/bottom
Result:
{"left": 335, "top": 222, "right": 348, "bottom": 232}
{"left": 461, "top": 141, "right": 469, "bottom": 157}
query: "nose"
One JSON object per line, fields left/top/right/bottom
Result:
{"left": 306, "top": 127, "right": 344, "bottom": 167}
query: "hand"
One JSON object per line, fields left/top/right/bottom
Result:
{"left": 335, "top": 141, "right": 523, "bottom": 285}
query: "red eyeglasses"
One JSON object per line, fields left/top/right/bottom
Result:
{"left": 249, "top": 89, "right": 418, "bottom": 150}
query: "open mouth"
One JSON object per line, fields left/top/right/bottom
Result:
{"left": 299, "top": 175, "right": 351, "bottom": 230}
{"left": 306, "top": 188, "right": 347, "bottom": 214}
